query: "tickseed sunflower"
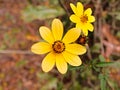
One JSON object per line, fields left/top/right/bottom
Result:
{"left": 70, "top": 2, "right": 95, "bottom": 36}
{"left": 31, "top": 19, "right": 86, "bottom": 74}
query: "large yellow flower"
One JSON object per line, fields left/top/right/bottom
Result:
{"left": 31, "top": 19, "right": 86, "bottom": 74}
{"left": 70, "top": 2, "right": 95, "bottom": 36}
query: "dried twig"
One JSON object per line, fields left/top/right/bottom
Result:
{"left": 58, "top": 0, "right": 70, "bottom": 16}
{"left": 0, "top": 50, "right": 34, "bottom": 54}
{"left": 102, "top": 24, "right": 120, "bottom": 58}
{"left": 86, "top": 44, "right": 92, "bottom": 60}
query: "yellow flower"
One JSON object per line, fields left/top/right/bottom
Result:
{"left": 70, "top": 2, "right": 95, "bottom": 36}
{"left": 31, "top": 19, "right": 86, "bottom": 74}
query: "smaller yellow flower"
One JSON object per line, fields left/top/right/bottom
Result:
{"left": 31, "top": 18, "right": 86, "bottom": 74}
{"left": 70, "top": 2, "right": 95, "bottom": 36}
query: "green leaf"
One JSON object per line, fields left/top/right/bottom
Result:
{"left": 99, "top": 55, "right": 105, "bottom": 62}
{"left": 91, "top": 43, "right": 101, "bottom": 53}
{"left": 96, "top": 62, "right": 113, "bottom": 67}
{"left": 69, "top": 64, "right": 85, "bottom": 71}
{"left": 99, "top": 74, "right": 106, "bottom": 90}
{"left": 41, "top": 78, "right": 57, "bottom": 90}
{"left": 21, "top": 5, "right": 65, "bottom": 22}
{"left": 36, "top": 72, "right": 57, "bottom": 90}
{"left": 93, "top": 66, "right": 100, "bottom": 72}
{"left": 57, "top": 81, "right": 63, "bottom": 90}
{"left": 71, "top": 82, "right": 81, "bottom": 90}
{"left": 90, "top": 58, "right": 98, "bottom": 65}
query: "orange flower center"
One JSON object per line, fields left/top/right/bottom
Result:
{"left": 52, "top": 41, "right": 65, "bottom": 53}
{"left": 76, "top": 35, "right": 87, "bottom": 45}
{"left": 80, "top": 14, "right": 88, "bottom": 23}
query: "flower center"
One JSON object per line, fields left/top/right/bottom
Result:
{"left": 80, "top": 14, "right": 88, "bottom": 23}
{"left": 76, "top": 35, "right": 87, "bottom": 45}
{"left": 52, "top": 41, "right": 65, "bottom": 53}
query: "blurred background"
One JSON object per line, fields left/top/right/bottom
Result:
{"left": 0, "top": 0, "right": 120, "bottom": 90}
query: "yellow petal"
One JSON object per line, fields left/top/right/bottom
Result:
{"left": 42, "top": 52, "right": 55, "bottom": 72}
{"left": 76, "top": 23, "right": 88, "bottom": 36}
{"left": 66, "top": 43, "right": 86, "bottom": 55}
{"left": 84, "top": 8, "right": 92, "bottom": 16}
{"left": 52, "top": 19, "right": 63, "bottom": 41}
{"left": 88, "top": 16, "right": 95, "bottom": 22}
{"left": 70, "top": 14, "right": 80, "bottom": 23}
{"left": 62, "top": 28, "right": 81, "bottom": 44}
{"left": 31, "top": 42, "right": 52, "bottom": 54}
{"left": 77, "top": 2, "right": 83, "bottom": 16}
{"left": 56, "top": 54, "right": 67, "bottom": 74}
{"left": 76, "top": 22, "right": 83, "bottom": 29}
{"left": 82, "top": 29, "right": 88, "bottom": 36}
{"left": 70, "top": 3, "right": 77, "bottom": 14}
{"left": 62, "top": 51, "right": 82, "bottom": 66}
{"left": 39, "top": 26, "right": 54, "bottom": 44}
{"left": 86, "top": 23, "right": 94, "bottom": 32}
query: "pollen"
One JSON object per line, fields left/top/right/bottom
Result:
{"left": 80, "top": 14, "right": 88, "bottom": 23}
{"left": 52, "top": 41, "right": 65, "bottom": 53}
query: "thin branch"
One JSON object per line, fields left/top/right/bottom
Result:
{"left": 86, "top": 44, "right": 92, "bottom": 60}
{"left": 58, "top": 0, "right": 70, "bottom": 16}
{"left": 0, "top": 50, "right": 34, "bottom": 54}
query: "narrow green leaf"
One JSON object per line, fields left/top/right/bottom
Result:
{"left": 99, "top": 74, "right": 106, "bottom": 90}
{"left": 93, "top": 66, "right": 100, "bottom": 72}
{"left": 99, "top": 55, "right": 105, "bottom": 62}
{"left": 90, "top": 58, "right": 98, "bottom": 65}
{"left": 96, "top": 62, "right": 113, "bottom": 67}
{"left": 57, "top": 82, "right": 63, "bottom": 90}
{"left": 69, "top": 65, "right": 85, "bottom": 70}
